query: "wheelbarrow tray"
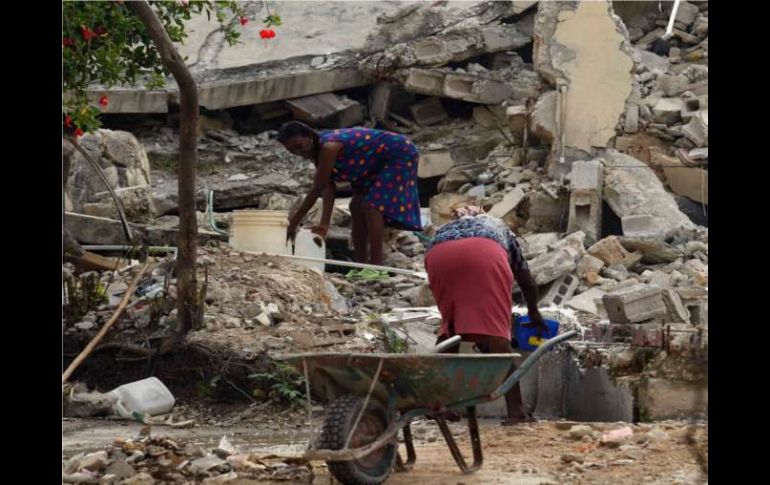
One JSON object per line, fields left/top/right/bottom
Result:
{"left": 279, "top": 353, "right": 517, "bottom": 411}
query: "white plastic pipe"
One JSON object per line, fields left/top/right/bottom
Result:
{"left": 246, "top": 251, "right": 428, "bottom": 279}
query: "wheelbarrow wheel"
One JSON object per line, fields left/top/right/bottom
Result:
{"left": 319, "top": 395, "right": 396, "bottom": 485}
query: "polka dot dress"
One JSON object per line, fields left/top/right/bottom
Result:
{"left": 320, "top": 127, "right": 422, "bottom": 231}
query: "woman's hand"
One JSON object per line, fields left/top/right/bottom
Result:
{"left": 311, "top": 224, "right": 329, "bottom": 239}
{"left": 287, "top": 214, "right": 300, "bottom": 243}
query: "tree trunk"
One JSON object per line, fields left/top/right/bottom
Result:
{"left": 127, "top": 1, "right": 199, "bottom": 337}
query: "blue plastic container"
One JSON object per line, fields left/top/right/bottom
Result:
{"left": 513, "top": 315, "right": 560, "bottom": 351}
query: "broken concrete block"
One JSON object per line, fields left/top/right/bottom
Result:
{"left": 418, "top": 151, "right": 455, "bottom": 179}
{"left": 285, "top": 93, "right": 364, "bottom": 128}
{"left": 675, "top": 1, "right": 700, "bottom": 26}
{"left": 681, "top": 110, "right": 708, "bottom": 147}
{"left": 602, "top": 284, "right": 667, "bottom": 324}
{"left": 619, "top": 237, "right": 683, "bottom": 264}
{"left": 624, "top": 104, "right": 639, "bottom": 133}
{"left": 444, "top": 73, "right": 514, "bottom": 104}
{"left": 429, "top": 193, "right": 480, "bottom": 226}
{"left": 602, "top": 151, "right": 696, "bottom": 233}
{"left": 65, "top": 212, "right": 137, "bottom": 245}
{"left": 648, "top": 271, "right": 672, "bottom": 289}
{"left": 576, "top": 254, "right": 605, "bottom": 280}
{"left": 636, "top": 49, "right": 671, "bottom": 75}
{"left": 529, "top": 247, "right": 581, "bottom": 286}
{"left": 588, "top": 236, "right": 636, "bottom": 267}
{"left": 652, "top": 98, "right": 683, "bottom": 124}
{"left": 680, "top": 97, "right": 700, "bottom": 122}
{"left": 621, "top": 215, "right": 665, "bottom": 239}
{"left": 472, "top": 105, "right": 507, "bottom": 129}
{"left": 520, "top": 232, "right": 559, "bottom": 259}
{"left": 505, "top": 105, "right": 528, "bottom": 135}
{"left": 540, "top": 274, "right": 579, "bottom": 307}
{"left": 369, "top": 82, "right": 393, "bottom": 123}
{"left": 662, "top": 288, "right": 691, "bottom": 323}
{"left": 531, "top": 90, "right": 557, "bottom": 144}
{"left": 566, "top": 287, "right": 606, "bottom": 315}
{"left": 488, "top": 188, "right": 526, "bottom": 218}
{"left": 525, "top": 191, "right": 569, "bottom": 233}
{"left": 638, "top": 378, "right": 707, "bottom": 421}
{"left": 567, "top": 160, "right": 603, "bottom": 244}
{"left": 409, "top": 97, "right": 448, "bottom": 126}
{"left": 659, "top": 154, "right": 708, "bottom": 205}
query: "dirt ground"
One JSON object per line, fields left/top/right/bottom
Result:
{"left": 62, "top": 414, "right": 707, "bottom": 484}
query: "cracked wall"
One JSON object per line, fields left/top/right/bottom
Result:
{"left": 535, "top": 1, "right": 634, "bottom": 153}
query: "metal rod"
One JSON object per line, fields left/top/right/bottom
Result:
{"left": 246, "top": 251, "right": 428, "bottom": 279}
{"left": 302, "top": 358, "right": 314, "bottom": 446}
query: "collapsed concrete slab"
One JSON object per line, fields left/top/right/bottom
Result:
{"left": 533, "top": 1, "right": 634, "bottom": 154}
{"left": 488, "top": 188, "right": 526, "bottom": 219}
{"left": 601, "top": 150, "right": 696, "bottom": 233}
{"left": 403, "top": 68, "right": 515, "bottom": 104}
{"left": 660, "top": 154, "right": 709, "bottom": 205}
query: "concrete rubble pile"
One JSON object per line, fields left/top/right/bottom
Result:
{"left": 64, "top": 1, "right": 707, "bottom": 422}
{"left": 62, "top": 435, "right": 311, "bottom": 484}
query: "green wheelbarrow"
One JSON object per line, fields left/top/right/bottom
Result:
{"left": 279, "top": 330, "right": 577, "bottom": 484}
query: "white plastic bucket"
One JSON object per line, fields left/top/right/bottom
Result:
{"left": 229, "top": 210, "right": 290, "bottom": 255}
{"left": 109, "top": 377, "right": 175, "bottom": 419}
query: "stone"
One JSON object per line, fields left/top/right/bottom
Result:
{"left": 567, "top": 160, "right": 603, "bottom": 244}
{"left": 602, "top": 284, "right": 667, "bottom": 324}
{"left": 561, "top": 453, "right": 585, "bottom": 464}
{"left": 576, "top": 255, "right": 605, "bottom": 280}
{"left": 624, "top": 104, "right": 639, "bottom": 133}
{"left": 190, "top": 456, "right": 228, "bottom": 475}
{"left": 648, "top": 271, "right": 671, "bottom": 289}
{"left": 692, "top": 15, "right": 708, "bottom": 37}
{"left": 202, "top": 472, "right": 239, "bottom": 483}
{"left": 227, "top": 173, "right": 249, "bottom": 182}
{"left": 529, "top": 247, "right": 581, "bottom": 286}
{"left": 652, "top": 98, "right": 683, "bottom": 125}
{"left": 488, "top": 188, "right": 526, "bottom": 218}
{"left": 618, "top": 237, "right": 682, "bottom": 264}
{"left": 369, "top": 82, "right": 393, "bottom": 123}
{"left": 656, "top": 74, "right": 691, "bottom": 98}
{"left": 568, "top": 424, "right": 593, "bottom": 440}
{"left": 525, "top": 191, "right": 569, "bottom": 233}
{"left": 540, "top": 274, "right": 579, "bottom": 307}
{"left": 638, "top": 378, "right": 707, "bottom": 421}
{"left": 646, "top": 428, "right": 670, "bottom": 442}
{"left": 534, "top": 1, "right": 634, "bottom": 151}
{"left": 621, "top": 215, "right": 665, "bottom": 239}
{"left": 636, "top": 49, "right": 670, "bottom": 74}
{"left": 409, "top": 97, "right": 448, "bottom": 126}
{"left": 659, "top": 153, "right": 708, "bottom": 205}
{"left": 587, "top": 236, "right": 637, "bottom": 267}
{"left": 285, "top": 93, "right": 364, "bottom": 128}
{"left": 531, "top": 91, "right": 557, "bottom": 144}
{"left": 600, "top": 426, "right": 633, "bottom": 447}
{"left": 675, "top": 2, "right": 700, "bottom": 26}
{"left": 602, "top": 151, "right": 695, "bottom": 233}
{"left": 78, "top": 451, "right": 109, "bottom": 472}
{"left": 662, "top": 288, "right": 691, "bottom": 323}
{"left": 105, "top": 460, "right": 136, "bottom": 480}
{"left": 681, "top": 110, "right": 708, "bottom": 147}
{"left": 122, "top": 473, "right": 156, "bottom": 485}
{"left": 620, "top": 444, "right": 644, "bottom": 460}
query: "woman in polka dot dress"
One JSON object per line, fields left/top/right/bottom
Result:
{"left": 277, "top": 121, "right": 422, "bottom": 267}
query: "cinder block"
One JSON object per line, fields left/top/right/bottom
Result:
{"left": 540, "top": 274, "right": 579, "bottom": 307}
{"left": 602, "top": 284, "right": 667, "bottom": 323}
{"left": 404, "top": 69, "right": 445, "bottom": 95}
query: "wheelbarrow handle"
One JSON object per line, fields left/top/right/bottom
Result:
{"left": 489, "top": 330, "right": 577, "bottom": 400}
